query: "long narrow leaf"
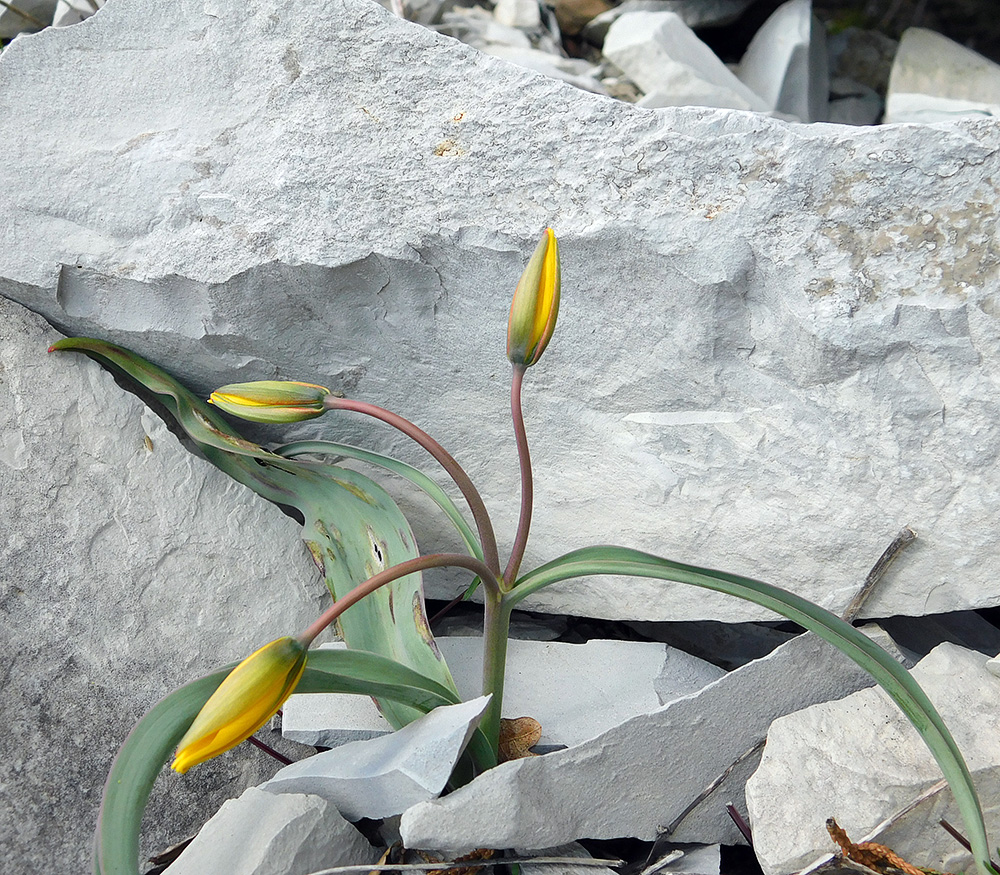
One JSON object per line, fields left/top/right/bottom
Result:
{"left": 276, "top": 440, "right": 483, "bottom": 561}
{"left": 509, "top": 546, "right": 997, "bottom": 875}
{"left": 95, "top": 650, "right": 494, "bottom": 875}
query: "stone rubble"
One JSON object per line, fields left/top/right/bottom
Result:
{"left": 265, "top": 697, "right": 491, "bottom": 820}
{"left": 167, "top": 786, "right": 379, "bottom": 875}
{"left": 9, "top": 0, "right": 1000, "bottom": 127}
{"left": 397, "top": 628, "right": 909, "bottom": 850}
{"left": 282, "top": 637, "right": 724, "bottom": 749}
{"left": 745, "top": 643, "right": 1000, "bottom": 875}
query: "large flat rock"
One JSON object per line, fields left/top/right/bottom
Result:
{"left": 2, "top": 0, "right": 1000, "bottom": 623}
{"left": 0, "top": 297, "right": 326, "bottom": 873}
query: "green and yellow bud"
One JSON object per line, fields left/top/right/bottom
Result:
{"left": 209, "top": 381, "right": 330, "bottom": 423}
{"left": 507, "top": 228, "right": 560, "bottom": 368}
{"left": 171, "top": 637, "right": 307, "bottom": 774}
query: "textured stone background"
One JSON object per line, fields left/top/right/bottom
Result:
{"left": 1, "top": 0, "right": 999, "bottom": 627}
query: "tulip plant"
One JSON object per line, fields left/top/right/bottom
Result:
{"left": 51, "top": 230, "right": 997, "bottom": 875}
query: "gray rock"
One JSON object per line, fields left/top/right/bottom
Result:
{"left": 885, "top": 28, "right": 1000, "bottom": 123}
{"left": 827, "top": 77, "right": 882, "bottom": 126}
{"left": 283, "top": 638, "right": 724, "bottom": 749}
{"left": 0, "top": 296, "right": 327, "bottom": 873}
{"left": 826, "top": 26, "right": 897, "bottom": 95}
{"left": 585, "top": 1, "right": 757, "bottom": 46}
{"left": 737, "top": 0, "right": 828, "bottom": 122}
{"left": 745, "top": 643, "right": 1000, "bottom": 875}
{"left": 2, "top": 0, "right": 1000, "bottom": 625}
{"left": 0, "top": 0, "right": 55, "bottom": 38}
{"left": 264, "top": 697, "right": 489, "bottom": 819}
{"left": 494, "top": 0, "right": 542, "bottom": 30}
{"left": 603, "top": 11, "right": 767, "bottom": 110}
{"left": 398, "top": 629, "right": 904, "bottom": 850}
{"left": 168, "top": 786, "right": 379, "bottom": 875}
{"left": 518, "top": 842, "right": 621, "bottom": 875}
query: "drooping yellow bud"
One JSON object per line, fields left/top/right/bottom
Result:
{"left": 209, "top": 381, "right": 330, "bottom": 423}
{"left": 171, "top": 637, "right": 307, "bottom": 774}
{"left": 507, "top": 228, "right": 561, "bottom": 368}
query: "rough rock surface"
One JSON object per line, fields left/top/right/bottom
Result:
{"left": 745, "top": 643, "right": 1000, "bottom": 875}
{"left": 0, "top": 297, "right": 326, "bottom": 873}
{"left": 2, "top": 0, "right": 1000, "bottom": 623}
{"left": 168, "top": 786, "right": 378, "bottom": 875}
{"left": 398, "top": 629, "right": 905, "bottom": 850}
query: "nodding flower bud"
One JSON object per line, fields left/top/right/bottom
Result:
{"left": 171, "top": 637, "right": 307, "bottom": 774}
{"left": 507, "top": 228, "right": 560, "bottom": 368}
{"left": 209, "top": 381, "right": 330, "bottom": 423}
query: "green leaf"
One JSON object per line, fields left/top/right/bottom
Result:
{"left": 95, "top": 649, "right": 495, "bottom": 875}
{"left": 50, "top": 338, "right": 461, "bottom": 726}
{"left": 509, "top": 546, "right": 998, "bottom": 875}
{"left": 276, "top": 440, "right": 483, "bottom": 562}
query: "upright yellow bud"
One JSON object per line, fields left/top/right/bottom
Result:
{"left": 171, "top": 637, "right": 307, "bottom": 774}
{"left": 507, "top": 228, "right": 561, "bottom": 368}
{"left": 209, "top": 381, "right": 331, "bottom": 423}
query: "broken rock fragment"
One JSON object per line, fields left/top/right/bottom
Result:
{"left": 745, "top": 643, "right": 1000, "bottom": 875}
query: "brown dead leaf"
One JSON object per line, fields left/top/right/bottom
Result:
{"left": 498, "top": 716, "right": 542, "bottom": 762}
{"left": 425, "top": 848, "right": 496, "bottom": 875}
{"left": 826, "top": 817, "right": 956, "bottom": 875}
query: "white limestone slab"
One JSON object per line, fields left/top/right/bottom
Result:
{"left": 1, "top": 0, "right": 1000, "bottom": 627}
{"left": 737, "top": 0, "right": 828, "bottom": 122}
{"left": 0, "top": 296, "right": 330, "bottom": 871}
{"left": 746, "top": 643, "right": 1000, "bottom": 875}
{"left": 283, "top": 637, "right": 724, "bottom": 749}
{"left": 265, "top": 697, "right": 489, "bottom": 819}
{"left": 168, "top": 786, "right": 378, "bottom": 875}
{"left": 885, "top": 28, "right": 1000, "bottom": 123}
{"left": 603, "top": 11, "right": 767, "bottom": 110}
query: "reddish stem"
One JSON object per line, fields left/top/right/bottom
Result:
{"left": 503, "top": 365, "right": 531, "bottom": 587}
{"left": 326, "top": 397, "right": 501, "bottom": 577}
{"left": 299, "top": 553, "right": 500, "bottom": 646}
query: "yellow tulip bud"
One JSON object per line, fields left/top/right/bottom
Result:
{"left": 209, "top": 381, "right": 330, "bottom": 423}
{"left": 507, "top": 228, "right": 560, "bottom": 368}
{"left": 171, "top": 637, "right": 307, "bottom": 774}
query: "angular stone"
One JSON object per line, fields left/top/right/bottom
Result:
{"left": 0, "top": 0, "right": 55, "bottom": 38}
{"left": 885, "top": 28, "right": 1000, "bottom": 123}
{"left": 168, "top": 786, "right": 378, "bottom": 875}
{"left": 2, "top": 0, "right": 1000, "bottom": 625}
{"left": 398, "top": 629, "right": 904, "bottom": 850}
{"left": 0, "top": 296, "right": 327, "bottom": 871}
{"left": 283, "top": 638, "right": 724, "bottom": 749}
{"left": 737, "top": 0, "right": 828, "bottom": 122}
{"left": 603, "top": 11, "right": 767, "bottom": 110}
{"left": 745, "top": 643, "right": 1000, "bottom": 875}
{"left": 584, "top": 0, "right": 756, "bottom": 45}
{"left": 265, "top": 697, "right": 489, "bottom": 819}
{"left": 494, "top": 0, "right": 541, "bottom": 30}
